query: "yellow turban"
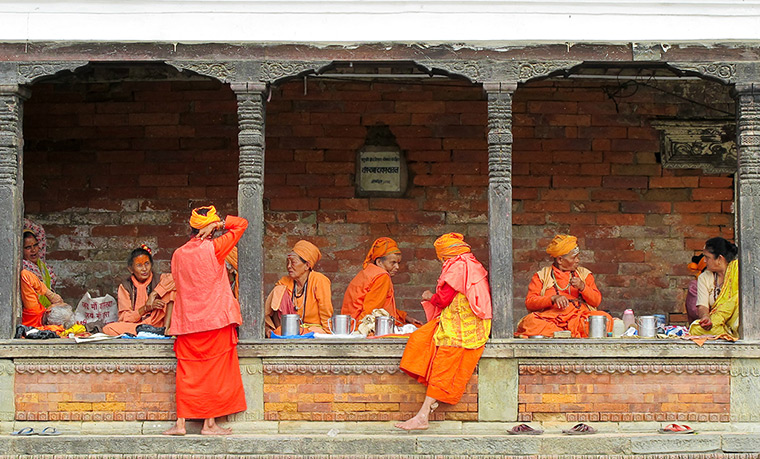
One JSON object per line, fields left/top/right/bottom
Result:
{"left": 546, "top": 234, "right": 578, "bottom": 258}
{"left": 362, "top": 237, "right": 401, "bottom": 269}
{"left": 293, "top": 240, "right": 321, "bottom": 268}
{"left": 189, "top": 206, "right": 221, "bottom": 230}
{"left": 434, "top": 233, "right": 471, "bottom": 261}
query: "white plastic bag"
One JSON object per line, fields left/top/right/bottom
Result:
{"left": 74, "top": 292, "right": 118, "bottom": 325}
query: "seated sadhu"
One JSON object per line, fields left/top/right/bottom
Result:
{"left": 396, "top": 233, "right": 491, "bottom": 430}
{"left": 342, "top": 237, "right": 421, "bottom": 327}
{"left": 103, "top": 245, "right": 176, "bottom": 336}
{"left": 265, "top": 240, "right": 334, "bottom": 335}
{"left": 21, "top": 269, "right": 64, "bottom": 328}
{"left": 515, "top": 234, "right": 612, "bottom": 338}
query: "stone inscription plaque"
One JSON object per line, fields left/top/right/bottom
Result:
{"left": 356, "top": 146, "right": 407, "bottom": 197}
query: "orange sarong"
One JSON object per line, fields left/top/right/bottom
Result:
{"left": 173, "top": 324, "right": 247, "bottom": 419}
{"left": 399, "top": 319, "right": 484, "bottom": 405}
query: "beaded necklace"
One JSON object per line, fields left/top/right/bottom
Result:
{"left": 292, "top": 272, "right": 310, "bottom": 317}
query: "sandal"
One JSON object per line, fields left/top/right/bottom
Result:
{"left": 39, "top": 426, "right": 62, "bottom": 436}
{"left": 11, "top": 427, "right": 36, "bottom": 436}
{"left": 562, "top": 423, "right": 596, "bottom": 435}
{"left": 508, "top": 424, "right": 544, "bottom": 435}
{"left": 658, "top": 423, "right": 694, "bottom": 434}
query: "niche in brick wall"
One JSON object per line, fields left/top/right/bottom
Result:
{"left": 355, "top": 124, "right": 409, "bottom": 198}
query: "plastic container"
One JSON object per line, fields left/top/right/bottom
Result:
{"left": 612, "top": 318, "right": 626, "bottom": 337}
{"left": 622, "top": 309, "right": 635, "bottom": 330}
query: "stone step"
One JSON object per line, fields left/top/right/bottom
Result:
{"left": 2, "top": 421, "right": 760, "bottom": 457}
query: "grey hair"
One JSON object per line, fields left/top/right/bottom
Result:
{"left": 43, "top": 304, "right": 75, "bottom": 329}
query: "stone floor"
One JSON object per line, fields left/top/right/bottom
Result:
{"left": 2, "top": 421, "right": 760, "bottom": 457}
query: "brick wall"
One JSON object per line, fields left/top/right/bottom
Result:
{"left": 23, "top": 67, "right": 239, "bottom": 300}
{"left": 263, "top": 369, "right": 478, "bottom": 421}
{"left": 511, "top": 79, "right": 735, "bottom": 317}
{"left": 518, "top": 363, "right": 730, "bottom": 423}
{"left": 23, "top": 66, "right": 735, "bottom": 325}
{"left": 14, "top": 364, "right": 176, "bottom": 421}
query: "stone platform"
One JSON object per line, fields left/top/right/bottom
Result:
{"left": 2, "top": 421, "right": 760, "bottom": 457}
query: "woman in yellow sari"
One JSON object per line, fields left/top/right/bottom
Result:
{"left": 689, "top": 237, "right": 739, "bottom": 338}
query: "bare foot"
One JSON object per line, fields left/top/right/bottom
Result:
{"left": 162, "top": 424, "right": 186, "bottom": 436}
{"left": 394, "top": 414, "right": 429, "bottom": 431}
{"left": 201, "top": 425, "right": 233, "bottom": 436}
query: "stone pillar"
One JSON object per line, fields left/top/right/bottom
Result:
{"left": 232, "top": 83, "right": 266, "bottom": 340}
{"left": 484, "top": 83, "right": 516, "bottom": 339}
{"left": 736, "top": 84, "right": 760, "bottom": 340}
{"left": 0, "top": 85, "right": 28, "bottom": 338}
{"left": 478, "top": 357, "right": 518, "bottom": 421}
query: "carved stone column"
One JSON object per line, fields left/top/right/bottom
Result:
{"left": 736, "top": 84, "right": 760, "bottom": 341}
{"left": 484, "top": 83, "right": 516, "bottom": 339}
{"left": 232, "top": 83, "right": 267, "bottom": 340}
{"left": 0, "top": 85, "right": 28, "bottom": 338}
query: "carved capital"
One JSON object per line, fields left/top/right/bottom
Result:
{"left": 167, "top": 61, "right": 236, "bottom": 83}
{"left": 669, "top": 62, "right": 737, "bottom": 84}
{"left": 236, "top": 89, "right": 265, "bottom": 189}
{"left": 257, "top": 61, "right": 331, "bottom": 83}
{"left": 16, "top": 61, "right": 89, "bottom": 84}
{"left": 420, "top": 60, "right": 580, "bottom": 84}
{"left": 0, "top": 90, "right": 25, "bottom": 186}
{"left": 736, "top": 92, "right": 760, "bottom": 186}
{"left": 487, "top": 90, "right": 514, "bottom": 184}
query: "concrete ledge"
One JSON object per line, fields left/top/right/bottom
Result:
{"left": 2, "top": 423, "right": 760, "bottom": 457}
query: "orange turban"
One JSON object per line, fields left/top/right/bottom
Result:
{"left": 292, "top": 240, "right": 321, "bottom": 268}
{"left": 546, "top": 234, "right": 578, "bottom": 258}
{"left": 362, "top": 237, "right": 401, "bottom": 269}
{"left": 189, "top": 205, "right": 221, "bottom": 230}
{"left": 434, "top": 233, "right": 471, "bottom": 261}
{"left": 688, "top": 254, "right": 706, "bottom": 278}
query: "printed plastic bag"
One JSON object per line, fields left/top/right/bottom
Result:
{"left": 73, "top": 292, "right": 118, "bottom": 325}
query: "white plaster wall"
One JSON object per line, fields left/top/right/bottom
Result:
{"left": 0, "top": 0, "right": 759, "bottom": 43}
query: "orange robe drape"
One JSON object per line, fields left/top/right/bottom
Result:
{"left": 170, "top": 215, "right": 248, "bottom": 419}
{"left": 399, "top": 254, "right": 490, "bottom": 405}
{"left": 516, "top": 265, "right": 611, "bottom": 338}
{"left": 21, "top": 269, "right": 48, "bottom": 327}
{"left": 174, "top": 324, "right": 247, "bottom": 419}
{"left": 341, "top": 264, "right": 407, "bottom": 325}
{"left": 103, "top": 273, "right": 175, "bottom": 336}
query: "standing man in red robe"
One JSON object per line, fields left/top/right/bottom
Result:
{"left": 163, "top": 206, "right": 248, "bottom": 436}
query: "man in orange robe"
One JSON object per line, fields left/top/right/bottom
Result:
{"left": 342, "top": 237, "right": 418, "bottom": 326}
{"left": 395, "top": 233, "right": 491, "bottom": 430}
{"left": 515, "top": 234, "right": 612, "bottom": 338}
{"left": 163, "top": 206, "right": 248, "bottom": 436}
{"left": 21, "top": 270, "right": 63, "bottom": 327}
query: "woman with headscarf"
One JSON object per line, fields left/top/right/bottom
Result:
{"left": 689, "top": 237, "right": 739, "bottom": 338}
{"left": 163, "top": 205, "right": 247, "bottom": 436}
{"left": 515, "top": 234, "right": 612, "bottom": 338}
{"left": 23, "top": 218, "right": 58, "bottom": 307}
{"left": 395, "top": 233, "right": 491, "bottom": 431}
{"left": 342, "top": 237, "right": 420, "bottom": 326}
{"left": 264, "top": 240, "right": 333, "bottom": 335}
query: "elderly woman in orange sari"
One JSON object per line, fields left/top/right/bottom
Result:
{"left": 265, "top": 240, "right": 334, "bottom": 335}
{"left": 395, "top": 233, "right": 491, "bottom": 431}
{"left": 515, "top": 234, "right": 612, "bottom": 338}
{"left": 342, "top": 237, "right": 421, "bottom": 326}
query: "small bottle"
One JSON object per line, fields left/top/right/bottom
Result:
{"left": 622, "top": 309, "right": 635, "bottom": 330}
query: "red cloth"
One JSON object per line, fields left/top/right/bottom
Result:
{"left": 174, "top": 324, "right": 247, "bottom": 418}
{"left": 168, "top": 216, "right": 247, "bottom": 336}
{"left": 399, "top": 319, "right": 484, "bottom": 405}
{"left": 436, "top": 253, "right": 492, "bottom": 319}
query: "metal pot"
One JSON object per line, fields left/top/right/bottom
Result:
{"left": 281, "top": 314, "right": 303, "bottom": 337}
{"left": 375, "top": 316, "right": 394, "bottom": 336}
{"left": 328, "top": 314, "right": 357, "bottom": 335}
{"left": 588, "top": 315, "right": 608, "bottom": 338}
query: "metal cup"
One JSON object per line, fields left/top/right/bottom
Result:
{"left": 639, "top": 315, "right": 656, "bottom": 338}
{"left": 328, "top": 314, "right": 357, "bottom": 335}
{"left": 588, "top": 315, "right": 608, "bottom": 338}
{"left": 375, "top": 316, "right": 394, "bottom": 336}
{"left": 281, "top": 314, "right": 302, "bottom": 337}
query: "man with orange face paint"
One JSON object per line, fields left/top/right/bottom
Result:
{"left": 163, "top": 206, "right": 248, "bottom": 436}
{"left": 342, "top": 237, "right": 420, "bottom": 326}
{"left": 515, "top": 234, "right": 611, "bottom": 338}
